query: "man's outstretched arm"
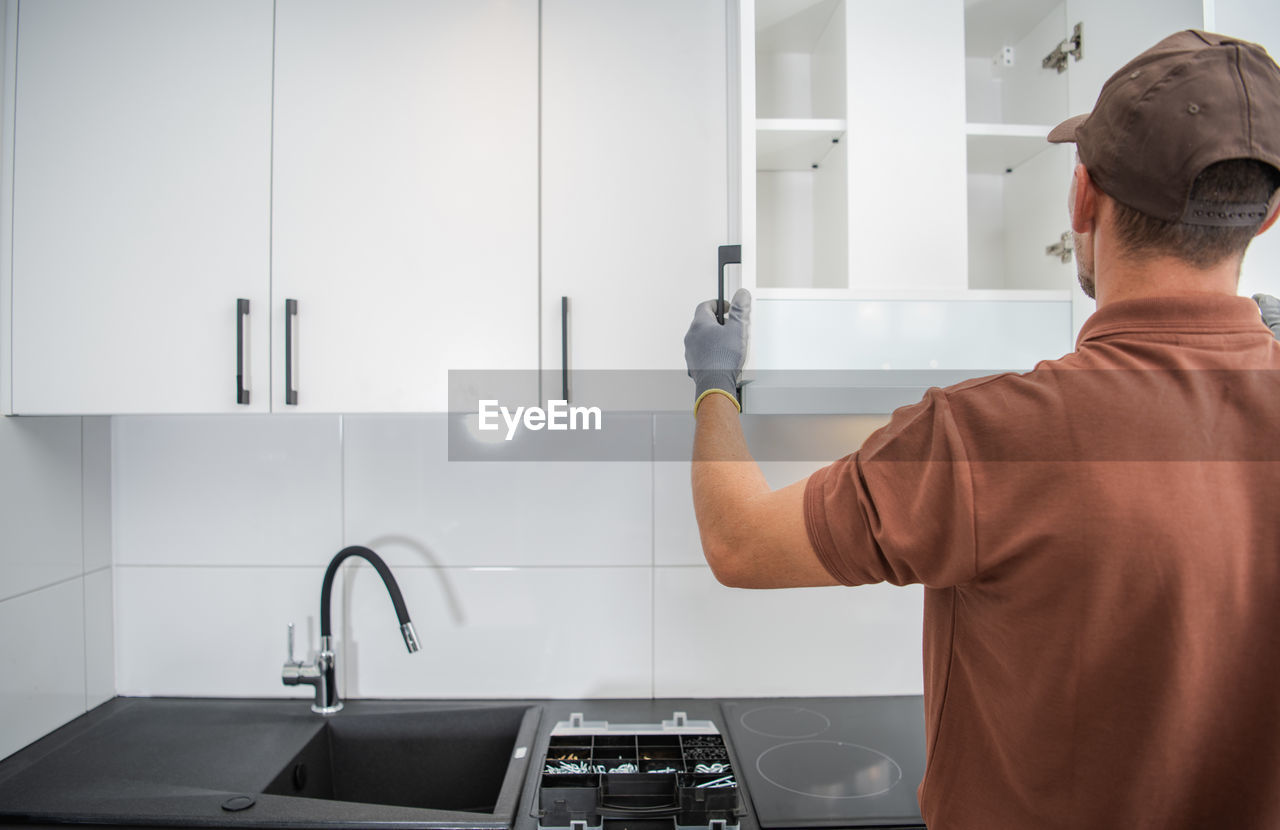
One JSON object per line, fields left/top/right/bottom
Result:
{"left": 685, "top": 290, "right": 839, "bottom": 589}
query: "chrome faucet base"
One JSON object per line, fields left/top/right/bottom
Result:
{"left": 282, "top": 628, "right": 342, "bottom": 714}
{"left": 311, "top": 700, "right": 344, "bottom": 715}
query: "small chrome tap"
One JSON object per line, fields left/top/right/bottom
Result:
{"left": 283, "top": 546, "right": 420, "bottom": 714}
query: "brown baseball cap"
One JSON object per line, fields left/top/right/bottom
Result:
{"left": 1048, "top": 30, "right": 1280, "bottom": 226}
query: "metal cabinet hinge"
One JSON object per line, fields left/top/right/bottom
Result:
{"left": 1046, "top": 231, "right": 1074, "bottom": 263}
{"left": 1042, "top": 22, "right": 1083, "bottom": 73}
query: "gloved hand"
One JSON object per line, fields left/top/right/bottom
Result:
{"left": 684, "top": 288, "right": 751, "bottom": 413}
{"left": 1254, "top": 293, "right": 1280, "bottom": 338}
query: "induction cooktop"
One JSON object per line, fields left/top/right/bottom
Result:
{"left": 720, "top": 697, "right": 926, "bottom": 829}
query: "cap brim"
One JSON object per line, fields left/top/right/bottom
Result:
{"left": 1048, "top": 113, "right": 1089, "bottom": 143}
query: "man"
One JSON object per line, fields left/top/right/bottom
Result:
{"left": 684, "top": 31, "right": 1280, "bottom": 829}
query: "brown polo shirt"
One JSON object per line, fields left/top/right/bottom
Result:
{"left": 804, "top": 294, "right": 1280, "bottom": 829}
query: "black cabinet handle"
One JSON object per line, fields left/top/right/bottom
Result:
{"left": 717, "top": 244, "right": 742, "bottom": 325}
{"left": 285, "top": 299, "right": 298, "bottom": 406}
{"left": 560, "top": 296, "right": 570, "bottom": 402}
{"left": 236, "top": 299, "right": 250, "bottom": 405}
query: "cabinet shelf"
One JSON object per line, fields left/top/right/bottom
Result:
{"left": 756, "top": 119, "right": 846, "bottom": 171}
{"left": 965, "top": 123, "right": 1053, "bottom": 175}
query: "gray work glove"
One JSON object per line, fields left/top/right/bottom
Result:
{"left": 683, "top": 288, "right": 751, "bottom": 412}
{"left": 1254, "top": 293, "right": 1280, "bottom": 338}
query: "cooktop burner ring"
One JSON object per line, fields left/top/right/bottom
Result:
{"left": 739, "top": 706, "right": 832, "bottom": 739}
{"left": 755, "top": 739, "right": 904, "bottom": 800}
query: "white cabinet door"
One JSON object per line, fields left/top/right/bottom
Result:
{"left": 9, "top": 0, "right": 273, "bottom": 414}
{"left": 542, "top": 0, "right": 729, "bottom": 411}
{"left": 272, "top": 0, "right": 538, "bottom": 413}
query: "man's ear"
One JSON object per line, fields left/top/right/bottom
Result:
{"left": 1255, "top": 188, "right": 1280, "bottom": 237}
{"left": 1070, "top": 163, "right": 1097, "bottom": 235}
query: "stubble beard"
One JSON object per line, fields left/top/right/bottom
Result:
{"left": 1074, "top": 231, "right": 1096, "bottom": 300}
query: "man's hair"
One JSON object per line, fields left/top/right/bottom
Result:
{"left": 1108, "top": 159, "right": 1280, "bottom": 268}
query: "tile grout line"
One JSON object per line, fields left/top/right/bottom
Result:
{"left": 650, "top": 414, "right": 657, "bottom": 699}
{"left": 338, "top": 413, "right": 349, "bottom": 695}
{"left": 339, "top": 414, "right": 346, "bottom": 547}
{"left": 80, "top": 417, "right": 89, "bottom": 711}
{"left": 0, "top": 571, "right": 85, "bottom": 605}
{"left": 81, "top": 572, "right": 88, "bottom": 710}
{"left": 107, "top": 417, "right": 119, "bottom": 701}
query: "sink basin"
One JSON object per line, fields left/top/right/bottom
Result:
{"left": 0, "top": 698, "right": 541, "bottom": 829}
{"left": 264, "top": 705, "right": 534, "bottom": 815}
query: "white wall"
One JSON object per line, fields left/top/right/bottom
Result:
{"left": 111, "top": 414, "right": 924, "bottom": 702}
{"left": 0, "top": 416, "right": 114, "bottom": 761}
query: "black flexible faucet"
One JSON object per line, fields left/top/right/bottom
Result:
{"left": 282, "top": 545, "right": 420, "bottom": 714}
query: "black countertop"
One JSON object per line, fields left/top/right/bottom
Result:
{"left": 0, "top": 696, "right": 926, "bottom": 830}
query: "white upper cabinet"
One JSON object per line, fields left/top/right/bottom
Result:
{"left": 964, "top": 0, "right": 1075, "bottom": 297}
{"left": 738, "top": 0, "right": 968, "bottom": 297}
{"left": 737, "top": 0, "right": 1213, "bottom": 410}
{"left": 2, "top": 0, "right": 1234, "bottom": 416}
{"left": 272, "top": 0, "right": 538, "bottom": 413}
{"left": 8, "top": 0, "right": 273, "bottom": 414}
{"left": 541, "top": 0, "right": 729, "bottom": 411}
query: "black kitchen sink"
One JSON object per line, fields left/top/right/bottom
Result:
{"left": 263, "top": 705, "right": 534, "bottom": 814}
{"left": 0, "top": 698, "right": 541, "bottom": 829}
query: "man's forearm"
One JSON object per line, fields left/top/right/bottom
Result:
{"left": 690, "top": 393, "right": 833, "bottom": 587}
{"left": 693, "top": 390, "right": 769, "bottom": 488}
{"left": 691, "top": 393, "right": 769, "bottom": 579}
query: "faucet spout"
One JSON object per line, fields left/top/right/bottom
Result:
{"left": 320, "top": 545, "right": 417, "bottom": 648}
{"left": 283, "top": 545, "right": 419, "bottom": 715}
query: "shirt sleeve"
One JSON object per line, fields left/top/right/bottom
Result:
{"left": 803, "top": 387, "right": 978, "bottom": 588}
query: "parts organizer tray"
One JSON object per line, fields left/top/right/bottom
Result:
{"left": 535, "top": 712, "right": 743, "bottom": 830}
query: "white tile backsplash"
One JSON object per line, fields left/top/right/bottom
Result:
{"left": 81, "top": 417, "right": 112, "bottom": 573}
{"left": 653, "top": 461, "right": 703, "bottom": 565}
{"left": 0, "top": 415, "right": 82, "bottom": 601}
{"left": 112, "top": 415, "right": 342, "bottom": 566}
{"left": 115, "top": 565, "right": 324, "bottom": 698}
{"left": 339, "top": 564, "right": 652, "bottom": 699}
{"left": 0, "top": 579, "right": 86, "bottom": 759}
{"left": 0, "top": 412, "right": 114, "bottom": 761}
{"left": 653, "top": 566, "right": 924, "bottom": 698}
{"left": 343, "top": 415, "right": 652, "bottom": 567}
{"left": 114, "top": 562, "right": 653, "bottom": 700}
{"left": 104, "top": 412, "right": 926, "bottom": 704}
